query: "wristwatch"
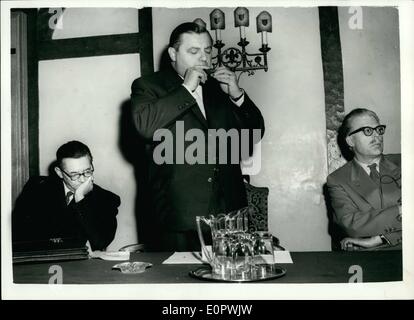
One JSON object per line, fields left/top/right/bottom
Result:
{"left": 379, "top": 234, "right": 389, "bottom": 245}
{"left": 231, "top": 89, "right": 244, "bottom": 101}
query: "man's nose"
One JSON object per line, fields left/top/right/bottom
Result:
{"left": 372, "top": 130, "right": 382, "bottom": 138}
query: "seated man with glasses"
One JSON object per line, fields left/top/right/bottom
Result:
{"left": 327, "top": 108, "right": 401, "bottom": 251}
{"left": 12, "top": 140, "right": 120, "bottom": 251}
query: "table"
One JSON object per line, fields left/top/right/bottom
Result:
{"left": 13, "top": 250, "right": 402, "bottom": 284}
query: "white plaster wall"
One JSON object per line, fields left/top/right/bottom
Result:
{"left": 52, "top": 8, "right": 139, "bottom": 39}
{"left": 339, "top": 7, "right": 401, "bottom": 154}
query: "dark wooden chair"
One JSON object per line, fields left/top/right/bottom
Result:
{"left": 244, "top": 181, "right": 285, "bottom": 251}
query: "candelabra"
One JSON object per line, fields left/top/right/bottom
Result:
{"left": 195, "top": 8, "right": 272, "bottom": 76}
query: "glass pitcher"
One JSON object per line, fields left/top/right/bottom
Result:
{"left": 196, "top": 207, "right": 251, "bottom": 279}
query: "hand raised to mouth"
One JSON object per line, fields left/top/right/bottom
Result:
{"left": 183, "top": 65, "right": 211, "bottom": 91}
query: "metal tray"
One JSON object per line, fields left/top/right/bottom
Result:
{"left": 189, "top": 265, "right": 286, "bottom": 282}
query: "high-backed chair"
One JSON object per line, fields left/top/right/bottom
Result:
{"left": 244, "top": 180, "right": 285, "bottom": 251}
{"left": 244, "top": 181, "right": 269, "bottom": 233}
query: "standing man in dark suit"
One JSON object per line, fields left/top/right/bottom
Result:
{"left": 327, "top": 108, "right": 401, "bottom": 251}
{"left": 131, "top": 22, "right": 264, "bottom": 251}
{"left": 12, "top": 140, "right": 120, "bottom": 251}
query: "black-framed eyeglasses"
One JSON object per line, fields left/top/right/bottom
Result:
{"left": 60, "top": 165, "right": 94, "bottom": 181}
{"left": 348, "top": 125, "right": 386, "bottom": 137}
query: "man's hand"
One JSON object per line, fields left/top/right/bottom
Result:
{"left": 183, "top": 66, "right": 210, "bottom": 92}
{"left": 211, "top": 66, "right": 243, "bottom": 99}
{"left": 340, "top": 236, "right": 383, "bottom": 251}
{"left": 74, "top": 176, "right": 94, "bottom": 203}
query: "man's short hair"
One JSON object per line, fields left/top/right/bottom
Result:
{"left": 339, "top": 108, "right": 380, "bottom": 137}
{"left": 56, "top": 140, "right": 93, "bottom": 167}
{"left": 168, "top": 22, "right": 212, "bottom": 51}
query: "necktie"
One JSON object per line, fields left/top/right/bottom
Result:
{"left": 368, "top": 163, "right": 381, "bottom": 186}
{"left": 368, "top": 163, "right": 383, "bottom": 208}
{"left": 65, "top": 191, "right": 74, "bottom": 205}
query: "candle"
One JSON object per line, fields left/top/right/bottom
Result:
{"left": 217, "top": 29, "right": 221, "bottom": 41}
{"left": 239, "top": 26, "right": 246, "bottom": 39}
{"left": 261, "top": 31, "right": 267, "bottom": 45}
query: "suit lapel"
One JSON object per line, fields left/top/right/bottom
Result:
{"left": 380, "top": 155, "right": 401, "bottom": 180}
{"left": 349, "top": 160, "right": 382, "bottom": 209}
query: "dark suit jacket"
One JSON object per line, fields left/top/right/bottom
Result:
{"left": 327, "top": 154, "right": 402, "bottom": 249}
{"left": 12, "top": 176, "right": 120, "bottom": 251}
{"left": 131, "top": 66, "right": 264, "bottom": 235}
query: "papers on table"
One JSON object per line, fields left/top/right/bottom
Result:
{"left": 162, "top": 252, "right": 204, "bottom": 264}
{"left": 274, "top": 250, "right": 293, "bottom": 264}
{"left": 89, "top": 250, "right": 130, "bottom": 261}
{"left": 162, "top": 250, "right": 294, "bottom": 264}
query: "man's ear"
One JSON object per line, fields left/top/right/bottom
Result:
{"left": 168, "top": 47, "right": 177, "bottom": 62}
{"left": 345, "top": 135, "right": 354, "bottom": 148}
{"left": 54, "top": 166, "right": 63, "bottom": 179}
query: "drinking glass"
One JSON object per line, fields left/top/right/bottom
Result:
{"left": 230, "top": 232, "right": 254, "bottom": 280}
{"left": 252, "top": 231, "right": 275, "bottom": 277}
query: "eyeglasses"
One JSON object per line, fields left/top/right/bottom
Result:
{"left": 60, "top": 165, "right": 94, "bottom": 181}
{"left": 348, "top": 125, "right": 386, "bottom": 137}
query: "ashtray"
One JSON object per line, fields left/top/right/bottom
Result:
{"left": 112, "top": 261, "right": 152, "bottom": 274}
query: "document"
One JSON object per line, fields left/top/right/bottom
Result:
{"left": 162, "top": 252, "right": 204, "bottom": 264}
{"left": 89, "top": 251, "right": 130, "bottom": 261}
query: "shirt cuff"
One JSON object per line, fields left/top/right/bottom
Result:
{"left": 379, "top": 234, "right": 391, "bottom": 245}
{"left": 230, "top": 89, "right": 245, "bottom": 107}
{"left": 182, "top": 83, "right": 195, "bottom": 94}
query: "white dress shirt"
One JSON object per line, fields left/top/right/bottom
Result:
{"left": 182, "top": 83, "right": 244, "bottom": 119}
{"left": 354, "top": 157, "right": 381, "bottom": 175}
{"left": 63, "top": 182, "right": 74, "bottom": 204}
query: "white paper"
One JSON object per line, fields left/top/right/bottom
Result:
{"left": 274, "top": 251, "right": 294, "bottom": 264}
{"left": 89, "top": 251, "right": 130, "bottom": 261}
{"left": 162, "top": 252, "right": 204, "bottom": 264}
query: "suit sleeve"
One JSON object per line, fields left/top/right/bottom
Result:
{"left": 326, "top": 175, "right": 401, "bottom": 239}
{"left": 225, "top": 90, "right": 265, "bottom": 158}
{"left": 131, "top": 77, "right": 197, "bottom": 140}
{"left": 231, "top": 92, "right": 265, "bottom": 134}
{"left": 383, "top": 229, "right": 402, "bottom": 247}
{"left": 69, "top": 188, "right": 120, "bottom": 251}
{"left": 12, "top": 177, "right": 44, "bottom": 242}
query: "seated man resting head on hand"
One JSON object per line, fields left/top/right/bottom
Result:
{"left": 12, "top": 140, "right": 120, "bottom": 251}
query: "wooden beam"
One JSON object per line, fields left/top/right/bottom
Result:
{"left": 38, "top": 32, "right": 142, "bottom": 60}
{"left": 27, "top": 10, "right": 40, "bottom": 177}
{"left": 138, "top": 8, "right": 154, "bottom": 76}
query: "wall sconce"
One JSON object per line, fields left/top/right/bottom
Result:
{"left": 201, "top": 7, "right": 272, "bottom": 75}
